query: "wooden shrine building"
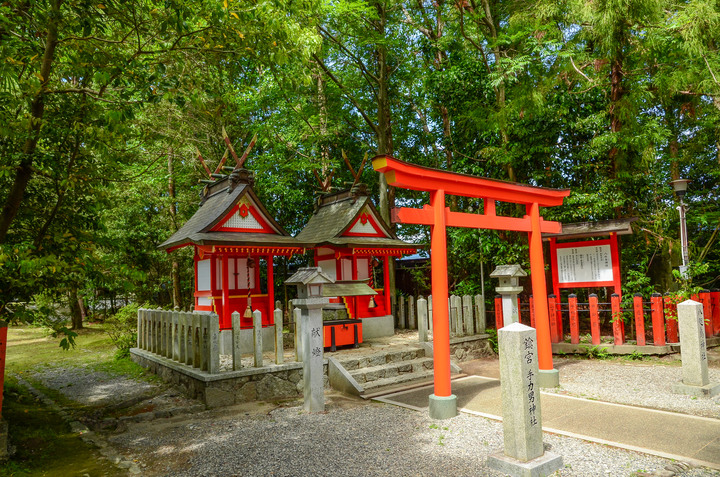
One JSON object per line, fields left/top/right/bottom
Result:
{"left": 295, "top": 184, "right": 417, "bottom": 339}
{"left": 159, "top": 169, "right": 306, "bottom": 330}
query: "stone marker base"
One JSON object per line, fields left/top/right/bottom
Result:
{"left": 537, "top": 369, "right": 559, "bottom": 388}
{"left": 428, "top": 394, "right": 457, "bottom": 420}
{"left": 487, "top": 451, "right": 562, "bottom": 477}
{"left": 672, "top": 380, "right": 720, "bottom": 398}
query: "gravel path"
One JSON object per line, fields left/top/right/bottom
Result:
{"left": 547, "top": 359, "right": 720, "bottom": 418}
{"left": 19, "top": 347, "right": 720, "bottom": 477}
{"left": 107, "top": 396, "right": 717, "bottom": 477}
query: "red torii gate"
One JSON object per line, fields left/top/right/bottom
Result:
{"left": 373, "top": 155, "right": 570, "bottom": 419}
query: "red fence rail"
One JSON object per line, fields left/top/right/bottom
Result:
{"left": 497, "top": 289, "right": 720, "bottom": 347}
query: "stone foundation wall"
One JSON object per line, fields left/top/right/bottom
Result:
{"left": 131, "top": 348, "right": 328, "bottom": 408}
{"left": 450, "top": 334, "right": 494, "bottom": 362}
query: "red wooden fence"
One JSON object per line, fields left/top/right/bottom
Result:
{"left": 494, "top": 290, "right": 720, "bottom": 347}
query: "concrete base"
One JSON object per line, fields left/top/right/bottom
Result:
{"left": 428, "top": 393, "right": 457, "bottom": 420}
{"left": 672, "top": 380, "right": 720, "bottom": 398}
{"left": 487, "top": 451, "right": 562, "bottom": 477}
{"left": 219, "top": 328, "right": 276, "bottom": 354}
{"left": 360, "top": 315, "right": 395, "bottom": 339}
{"left": 537, "top": 369, "right": 559, "bottom": 388}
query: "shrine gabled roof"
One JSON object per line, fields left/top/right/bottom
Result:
{"left": 159, "top": 173, "right": 307, "bottom": 251}
{"left": 294, "top": 188, "right": 417, "bottom": 250}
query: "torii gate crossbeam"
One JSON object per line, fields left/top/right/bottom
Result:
{"left": 373, "top": 155, "right": 570, "bottom": 419}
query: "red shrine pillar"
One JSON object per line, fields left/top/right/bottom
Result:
{"left": 267, "top": 255, "right": 274, "bottom": 322}
{"left": 527, "top": 202, "right": 558, "bottom": 387}
{"left": 221, "top": 254, "right": 230, "bottom": 329}
{"left": 428, "top": 189, "right": 456, "bottom": 419}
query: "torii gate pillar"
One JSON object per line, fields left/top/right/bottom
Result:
{"left": 373, "top": 156, "right": 570, "bottom": 418}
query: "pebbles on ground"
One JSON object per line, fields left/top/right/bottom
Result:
{"left": 108, "top": 399, "right": 718, "bottom": 477}
{"left": 546, "top": 359, "right": 720, "bottom": 418}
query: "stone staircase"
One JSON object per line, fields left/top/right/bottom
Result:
{"left": 336, "top": 347, "right": 435, "bottom": 395}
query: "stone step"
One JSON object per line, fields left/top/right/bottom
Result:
{"left": 360, "top": 369, "right": 436, "bottom": 392}
{"left": 338, "top": 348, "right": 427, "bottom": 371}
{"left": 350, "top": 357, "right": 434, "bottom": 384}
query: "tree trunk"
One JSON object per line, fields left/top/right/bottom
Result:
{"left": 0, "top": 0, "right": 62, "bottom": 243}
{"left": 69, "top": 287, "right": 84, "bottom": 330}
{"left": 168, "top": 151, "right": 182, "bottom": 309}
{"left": 608, "top": 56, "right": 624, "bottom": 179}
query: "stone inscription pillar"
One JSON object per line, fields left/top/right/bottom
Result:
{"left": 487, "top": 322, "right": 562, "bottom": 477}
{"left": 672, "top": 300, "right": 720, "bottom": 397}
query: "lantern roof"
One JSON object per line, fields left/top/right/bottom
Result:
{"left": 285, "top": 267, "right": 335, "bottom": 286}
{"left": 159, "top": 170, "right": 308, "bottom": 251}
{"left": 490, "top": 264, "right": 528, "bottom": 278}
{"left": 295, "top": 185, "right": 417, "bottom": 251}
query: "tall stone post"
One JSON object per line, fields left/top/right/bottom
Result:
{"left": 274, "top": 308, "right": 284, "bottom": 365}
{"left": 487, "top": 322, "right": 562, "bottom": 477}
{"left": 294, "top": 307, "right": 302, "bottom": 362}
{"left": 285, "top": 267, "right": 333, "bottom": 413}
{"left": 428, "top": 295, "right": 433, "bottom": 332}
{"left": 672, "top": 300, "right": 720, "bottom": 397}
{"left": 299, "top": 299, "right": 327, "bottom": 412}
{"left": 462, "top": 295, "right": 474, "bottom": 335}
{"left": 253, "top": 310, "right": 263, "bottom": 367}
{"left": 231, "top": 311, "right": 242, "bottom": 370}
{"left": 208, "top": 312, "right": 220, "bottom": 374}
{"left": 475, "top": 294, "right": 486, "bottom": 333}
{"left": 418, "top": 298, "right": 429, "bottom": 342}
{"left": 408, "top": 296, "right": 416, "bottom": 329}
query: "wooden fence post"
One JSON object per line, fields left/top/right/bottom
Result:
{"left": 712, "top": 289, "right": 720, "bottom": 336}
{"left": 547, "top": 295, "right": 559, "bottom": 343}
{"left": 664, "top": 294, "right": 679, "bottom": 343}
{"left": 650, "top": 293, "right": 666, "bottom": 346}
{"left": 611, "top": 294, "right": 624, "bottom": 345}
{"left": 494, "top": 295, "right": 503, "bottom": 329}
{"left": 529, "top": 295, "right": 536, "bottom": 329}
{"left": 568, "top": 294, "right": 579, "bottom": 345}
{"left": 633, "top": 294, "right": 646, "bottom": 346}
{"left": 554, "top": 295, "right": 564, "bottom": 339}
{"left": 700, "top": 290, "right": 713, "bottom": 338}
{"left": 589, "top": 294, "right": 600, "bottom": 345}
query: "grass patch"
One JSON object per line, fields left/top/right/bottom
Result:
{"left": 6, "top": 323, "right": 116, "bottom": 375}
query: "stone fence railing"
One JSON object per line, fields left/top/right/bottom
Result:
{"left": 137, "top": 309, "right": 220, "bottom": 373}
{"left": 394, "top": 294, "right": 488, "bottom": 341}
{"left": 137, "top": 308, "right": 285, "bottom": 374}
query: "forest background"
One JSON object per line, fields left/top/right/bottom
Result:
{"left": 1, "top": 0, "right": 718, "bottom": 333}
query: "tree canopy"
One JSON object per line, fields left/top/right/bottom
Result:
{"left": 1, "top": 0, "right": 718, "bottom": 324}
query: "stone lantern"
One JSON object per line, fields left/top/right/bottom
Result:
{"left": 285, "top": 267, "right": 333, "bottom": 412}
{"left": 490, "top": 264, "right": 527, "bottom": 326}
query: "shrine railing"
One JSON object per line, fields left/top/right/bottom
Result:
{"left": 137, "top": 309, "right": 220, "bottom": 374}
{"left": 494, "top": 289, "right": 720, "bottom": 347}
{"left": 136, "top": 308, "right": 286, "bottom": 374}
